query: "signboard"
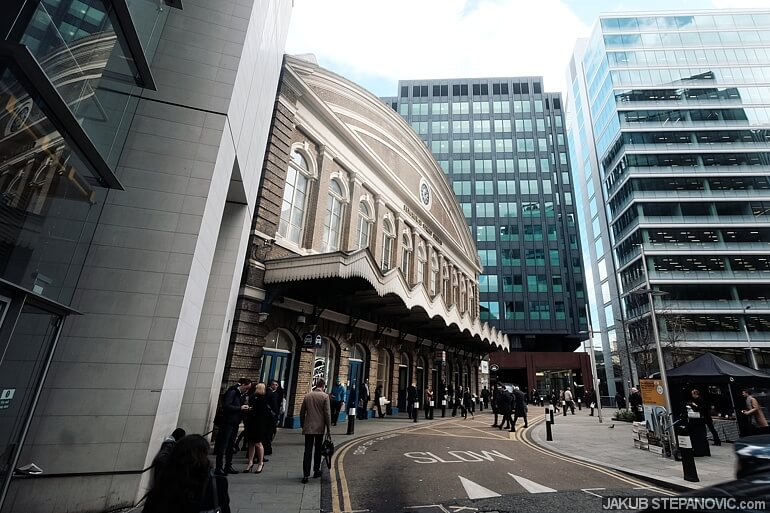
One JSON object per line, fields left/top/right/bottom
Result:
{"left": 640, "top": 379, "right": 666, "bottom": 407}
{"left": 435, "top": 350, "right": 446, "bottom": 362}
{"left": 0, "top": 389, "right": 14, "bottom": 410}
{"left": 677, "top": 436, "right": 692, "bottom": 449}
{"left": 304, "top": 332, "right": 323, "bottom": 349}
{"left": 480, "top": 361, "right": 489, "bottom": 374}
{"left": 315, "top": 334, "right": 322, "bottom": 348}
{"left": 489, "top": 364, "right": 500, "bottom": 373}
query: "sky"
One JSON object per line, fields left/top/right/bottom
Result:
{"left": 285, "top": 0, "right": 768, "bottom": 98}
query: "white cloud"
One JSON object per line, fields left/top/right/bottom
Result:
{"left": 286, "top": 0, "right": 590, "bottom": 96}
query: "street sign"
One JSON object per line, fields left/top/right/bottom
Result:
{"left": 640, "top": 379, "right": 666, "bottom": 407}
{"left": 0, "top": 389, "right": 14, "bottom": 410}
{"left": 489, "top": 364, "right": 499, "bottom": 372}
{"left": 303, "top": 333, "right": 315, "bottom": 349}
{"left": 480, "top": 361, "right": 489, "bottom": 374}
{"left": 315, "top": 334, "right": 322, "bottom": 348}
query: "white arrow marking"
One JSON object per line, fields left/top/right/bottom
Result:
{"left": 458, "top": 475, "right": 501, "bottom": 499}
{"left": 507, "top": 473, "right": 557, "bottom": 494}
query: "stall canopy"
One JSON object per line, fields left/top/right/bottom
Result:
{"left": 666, "top": 353, "right": 770, "bottom": 384}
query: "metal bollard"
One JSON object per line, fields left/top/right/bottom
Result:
{"left": 550, "top": 408, "right": 555, "bottom": 424}
{"left": 675, "top": 423, "right": 699, "bottom": 482}
{"left": 346, "top": 406, "right": 356, "bottom": 435}
{"left": 546, "top": 420, "right": 553, "bottom": 441}
{"left": 441, "top": 396, "right": 447, "bottom": 418}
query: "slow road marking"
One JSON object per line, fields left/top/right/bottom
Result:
{"left": 508, "top": 473, "right": 557, "bottom": 493}
{"left": 404, "top": 449, "right": 514, "bottom": 464}
{"left": 458, "top": 475, "right": 501, "bottom": 499}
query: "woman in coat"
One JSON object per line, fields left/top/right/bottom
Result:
{"left": 374, "top": 384, "right": 385, "bottom": 418}
{"left": 243, "top": 382, "right": 274, "bottom": 473}
{"left": 462, "top": 387, "right": 474, "bottom": 419}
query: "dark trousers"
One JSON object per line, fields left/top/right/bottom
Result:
{"left": 215, "top": 422, "right": 238, "bottom": 470}
{"left": 563, "top": 401, "right": 575, "bottom": 415}
{"left": 410, "top": 404, "right": 418, "bottom": 422}
{"left": 493, "top": 409, "right": 499, "bottom": 426}
{"left": 303, "top": 434, "right": 324, "bottom": 477}
{"left": 705, "top": 417, "right": 721, "bottom": 444}
{"left": 376, "top": 400, "right": 384, "bottom": 418}
{"left": 331, "top": 400, "right": 343, "bottom": 425}
{"left": 425, "top": 403, "right": 434, "bottom": 419}
{"left": 452, "top": 400, "right": 458, "bottom": 416}
{"left": 512, "top": 412, "right": 528, "bottom": 430}
{"left": 500, "top": 413, "right": 512, "bottom": 430}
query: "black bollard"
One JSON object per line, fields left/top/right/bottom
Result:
{"left": 676, "top": 423, "right": 699, "bottom": 482}
{"left": 546, "top": 420, "right": 553, "bottom": 441}
{"left": 441, "top": 396, "right": 447, "bottom": 417}
{"left": 346, "top": 404, "right": 356, "bottom": 435}
{"left": 550, "top": 408, "right": 555, "bottom": 424}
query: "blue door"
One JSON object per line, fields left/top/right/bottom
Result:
{"left": 259, "top": 349, "right": 292, "bottom": 423}
{"left": 348, "top": 359, "right": 363, "bottom": 417}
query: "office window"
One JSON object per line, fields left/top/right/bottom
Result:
{"left": 400, "top": 86, "right": 408, "bottom": 97}
{"left": 453, "top": 181, "right": 471, "bottom": 196}
{"left": 514, "top": 100, "right": 531, "bottom": 113}
{"left": 519, "top": 180, "right": 539, "bottom": 195}
{"left": 475, "top": 159, "right": 494, "bottom": 173}
{"left": 540, "top": 158, "right": 550, "bottom": 172}
{"left": 473, "top": 120, "right": 491, "bottom": 133}
{"left": 476, "top": 225, "right": 496, "bottom": 242}
{"left": 505, "top": 301, "right": 525, "bottom": 320}
{"left": 513, "top": 83, "right": 521, "bottom": 94}
{"left": 476, "top": 202, "right": 495, "bottom": 217}
{"left": 560, "top": 152, "right": 568, "bottom": 165}
{"left": 496, "top": 159, "right": 515, "bottom": 173}
{"left": 413, "top": 103, "right": 430, "bottom": 115}
{"left": 480, "top": 301, "right": 500, "bottom": 321}
{"left": 515, "top": 119, "right": 533, "bottom": 132}
{"left": 399, "top": 104, "right": 409, "bottom": 116}
{"left": 460, "top": 203, "right": 472, "bottom": 218}
{"left": 521, "top": 83, "right": 529, "bottom": 94}
{"left": 536, "top": 118, "right": 545, "bottom": 132}
{"left": 495, "top": 139, "right": 513, "bottom": 152}
{"left": 431, "top": 140, "right": 449, "bottom": 153}
{"left": 500, "top": 225, "right": 519, "bottom": 242}
{"left": 552, "top": 275, "right": 563, "bottom": 292}
{"left": 530, "top": 301, "right": 550, "bottom": 320}
{"left": 557, "top": 134, "right": 565, "bottom": 146}
{"left": 534, "top": 100, "right": 544, "bottom": 113}
{"left": 438, "top": 160, "right": 449, "bottom": 173}
{"left": 474, "top": 139, "right": 492, "bottom": 152}
{"left": 453, "top": 159, "right": 471, "bottom": 174}
{"left": 533, "top": 82, "right": 542, "bottom": 94}
{"left": 492, "top": 101, "right": 510, "bottom": 113}
{"left": 453, "top": 101, "right": 470, "bottom": 114}
{"left": 452, "top": 84, "right": 469, "bottom": 96}
{"left": 525, "top": 249, "right": 545, "bottom": 265}
{"left": 477, "top": 249, "right": 497, "bottom": 267}
{"left": 549, "top": 249, "right": 560, "bottom": 266}
{"left": 431, "top": 121, "right": 449, "bottom": 134}
{"left": 527, "top": 274, "right": 548, "bottom": 293}
{"left": 411, "top": 121, "right": 428, "bottom": 135}
{"left": 517, "top": 138, "right": 535, "bottom": 152}
{"left": 555, "top": 301, "right": 566, "bottom": 320}
{"left": 494, "top": 119, "right": 512, "bottom": 132}
{"left": 475, "top": 180, "right": 494, "bottom": 195}
{"left": 499, "top": 202, "right": 517, "bottom": 218}
{"left": 452, "top": 120, "right": 470, "bottom": 133}
{"left": 432, "top": 102, "right": 449, "bottom": 115}
{"left": 503, "top": 276, "right": 523, "bottom": 293}
{"left": 497, "top": 180, "right": 516, "bottom": 195}
{"left": 538, "top": 138, "right": 548, "bottom": 151}
{"left": 479, "top": 275, "right": 499, "bottom": 293}
{"left": 524, "top": 224, "right": 543, "bottom": 241}
{"left": 472, "top": 101, "right": 490, "bottom": 114}
{"left": 452, "top": 140, "right": 471, "bottom": 153}
{"left": 547, "top": 224, "right": 557, "bottom": 241}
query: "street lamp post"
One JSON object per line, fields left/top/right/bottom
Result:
{"left": 743, "top": 305, "right": 760, "bottom": 370}
{"left": 581, "top": 305, "right": 603, "bottom": 424}
{"left": 636, "top": 244, "right": 676, "bottom": 458}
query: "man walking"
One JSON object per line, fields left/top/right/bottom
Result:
{"left": 690, "top": 388, "right": 721, "bottom": 445}
{"left": 481, "top": 386, "right": 490, "bottom": 410}
{"left": 300, "top": 379, "right": 332, "bottom": 483}
{"left": 629, "top": 387, "right": 643, "bottom": 422}
{"left": 564, "top": 388, "right": 575, "bottom": 415}
{"left": 359, "top": 379, "right": 371, "bottom": 420}
{"left": 330, "top": 378, "right": 346, "bottom": 426}
{"left": 407, "top": 382, "right": 419, "bottom": 423}
{"left": 498, "top": 385, "right": 513, "bottom": 431}
{"left": 511, "top": 386, "right": 528, "bottom": 432}
{"left": 742, "top": 388, "right": 769, "bottom": 435}
{"left": 214, "top": 378, "right": 252, "bottom": 476}
{"left": 491, "top": 382, "right": 501, "bottom": 427}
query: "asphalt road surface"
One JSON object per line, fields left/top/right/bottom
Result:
{"left": 324, "top": 412, "right": 675, "bottom": 513}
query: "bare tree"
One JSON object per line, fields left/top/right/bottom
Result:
{"left": 624, "top": 315, "right": 655, "bottom": 378}
{"left": 661, "top": 313, "right": 687, "bottom": 368}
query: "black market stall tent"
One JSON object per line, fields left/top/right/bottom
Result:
{"left": 664, "top": 353, "right": 770, "bottom": 438}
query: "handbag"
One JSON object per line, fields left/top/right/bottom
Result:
{"left": 200, "top": 471, "right": 222, "bottom": 513}
{"left": 322, "top": 430, "right": 335, "bottom": 469}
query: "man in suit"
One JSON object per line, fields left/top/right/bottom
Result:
{"left": 407, "top": 382, "right": 419, "bottom": 423}
{"left": 214, "top": 378, "right": 252, "bottom": 476}
{"left": 358, "top": 379, "right": 371, "bottom": 420}
{"left": 511, "top": 385, "right": 528, "bottom": 432}
{"left": 300, "top": 379, "right": 332, "bottom": 483}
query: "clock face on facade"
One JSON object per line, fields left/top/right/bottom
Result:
{"left": 420, "top": 181, "right": 430, "bottom": 206}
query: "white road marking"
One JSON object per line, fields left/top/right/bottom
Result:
{"left": 507, "top": 473, "right": 557, "bottom": 494}
{"left": 581, "top": 488, "right": 606, "bottom": 498}
{"left": 458, "top": 475, "right": 501, "bottom": 499}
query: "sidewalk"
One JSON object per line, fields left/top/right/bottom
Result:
{"left": 225, "top": 413, "right": 439, "bottom": 513}
{"left": 530, "top": 408, "right": 736, "bottom": 491}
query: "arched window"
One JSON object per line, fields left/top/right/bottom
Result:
{"left": 459, "top": 278, "right": 466, "bottom": 313}
{"left": 382, "top": 219, "right": 395, "bottom": 271}
{"left": 313, "top": 338, "right": 337, "bottom": 388}
{"left": 321, "top": 179, "right": 345, "bottom": 252}
{"left": 376, "top": 348, "right": 391, "bottom": 399}
{"left": 442, "top": 265, "right": 450, "bottom": 304}
{"left": 278, "top": 149, "right": 311, "bottom": 244}
{"left": 452, "top": 270, "right": 459, "bottom": 306}
{"left": 400, "top": 233, "right": 412, "bottom": 279}
{"left": 350, "top": 343, "right": 367, "bottom": 361}
{"left": 430, "top": 254, "right": 439, "bottom": 296}
{"left": 357, "top": 201, "right": 373, "bottom": 250}
{"left": 416, "top": 245, "right": 426, "bottom": 287}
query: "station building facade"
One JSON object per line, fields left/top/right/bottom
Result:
{"left": 223, "top": 56, "right": 510, "bottom": 426}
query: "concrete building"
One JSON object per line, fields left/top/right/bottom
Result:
{"left": 567, "top": 9, "right": 770, "bottom": 386}
{"left": 384, "top": 78, "right": 590, "bottom": 395}
{"left": 0, "top": 1, "right": 292, "bottom": 511}
{"left": 223, "top": 55, "right": 509, "bottom": 427}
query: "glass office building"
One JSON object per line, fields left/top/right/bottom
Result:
{"left": 384, "top": 78, "right": 589, "bottom": 365}
{"left": 567, "top": 9, "right": 770, "bottom": 384}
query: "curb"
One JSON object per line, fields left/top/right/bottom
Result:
{"left": 528, "top": 421, "right": 701, "bottom": 493}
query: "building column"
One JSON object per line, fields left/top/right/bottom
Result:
{"left": 343, "top": 176, "right": 364, "bottom": 251}
{"left": 370, "top": 196, "right": 386, "bottom": 264}
{"left": 308, "top": 145, "right": 334, "bottom": 250}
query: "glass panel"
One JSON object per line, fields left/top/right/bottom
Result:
{"left": 0, "top": 66, "right": 108, "bottom": 305}
{"left": 0, "top": 303, "right": 61, "bottom": 494}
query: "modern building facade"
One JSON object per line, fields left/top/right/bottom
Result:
{"left": 384, "top": 77, "right": 590, "bottom": 394}
{"left": 223, "top": 56, "right": 509, "bottom": 427}
{"left": 0, "top": 1, "right": 292, "bottom": 511}
{"left": 567, "top": 9, "right": 770, "bottom": 385}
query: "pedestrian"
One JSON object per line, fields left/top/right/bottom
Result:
{"left": 462, "top": 387, "right": 474, "bottom": 419}
{"left": 425, "top": 385, "right": 434, "bottom": 419}
{"left": 143, "top": 434, "right": 231, "bottom": 513}
{"left": 491, "top": 382, "right": 501, "bottom": 427}
{"left": 264, "top": 380, "right": 282, "bottom": 456}
{"left": 407, "top": 382, "right": 419, "bottom": 423}
{"left": 452, "top": 386, "right": 462, "bottom": 417}
{"left": 374, "top": 384, "right": 385, "bottom": 418}
{"left": 689, "top": 388, "right": 721, "bottom": 446}
{"left": 300, "top": 379, "right": 332, "bottom": 484}
{"left": 330, "top": 378, "right": 346, "bottom": 426}
{"left": 481, "top": 385, "right": 490, "bottom": 410}
{"left": 214, "top": 378, "right": 252, "bottom": 476}
{"left": 150, "top": 428, "right": 186, "bottom": 488}
{"left": 615, "top": 391, "right": 627, "bottom": 410}
{"left": 586, "top": 388, "right": 597, "bottom": 417}
{"left": 629, "top": 387, "right": 643, "bottom": 422}
{"left": 359, "top": 379, "right": 371, "bottom": 420}
{"left": 511, "top": 386, "right": 528, "bottom": 431}
{"left": 498, "top": 385, "right": 513, "bottom": 430}
{"left": 564, "top": 388, "right": 575, "bottom": 415}
{"left": 742, "top": 388, "right": 769, "bottom": 435}
{"left": 243, "top": 383, "right": 274, "bottom": 474}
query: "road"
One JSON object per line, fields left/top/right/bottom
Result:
{"left": 324, "top": 412, "right": 675, "bottom": 513}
